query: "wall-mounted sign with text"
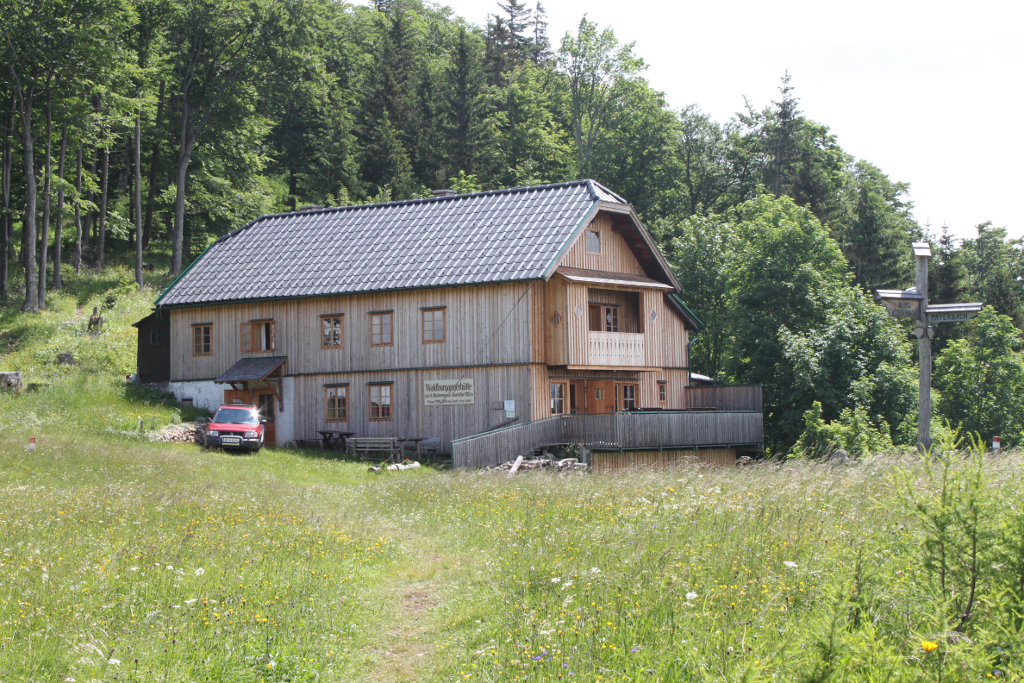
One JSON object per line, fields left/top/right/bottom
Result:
{"left": 424, "top": 379, "right": 475, "bottom": 406}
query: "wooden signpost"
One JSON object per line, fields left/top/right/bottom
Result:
{"left": 876, "top": 242, "right": 983, "bottom": 451}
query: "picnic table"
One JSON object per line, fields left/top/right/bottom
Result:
{"left": 319, "top": 430, "right": 356, "bottom": 450}
{"left": 397, "top": 436, "right": 429, "bottom": 458}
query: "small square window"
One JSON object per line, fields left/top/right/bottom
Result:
{"left": 149, "top": 328, "right": 162, "bottom": 346}
{"left": 192, "top": 324, "right": 212, "bottom": 356}
{"left": 321, "top": 315, "right": 343, "bottom": 349}
{"left": 658, "top": 382, "right": 667, "bottom": 403}
{"left": 422, "top": 309, "right": 445, "bottom": 343}
{"left": 586, "top": 229, "right": 601, "bottom": 254}
{"left": 369, "top": 385, "right": 392, "bottom": 420}
{"left": 371, "top": 313, "right": 393, "bottom": 346}
{"left": 325, "top": 386, "right": 347, "bottom": 421}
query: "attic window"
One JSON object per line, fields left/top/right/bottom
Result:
{"left": 586, "top": 229, "right": 601, "bottom": 254}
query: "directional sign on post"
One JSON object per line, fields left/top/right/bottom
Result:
{"left": 876, "top": 289, "right": 924, "bottom": 320}
{"left": 927, "top": 303, "right": 983, "bottom": 325}
{"left": 875, "top": 242, "right": 984, "bottom": 452}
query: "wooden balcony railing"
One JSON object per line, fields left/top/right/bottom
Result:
{"left": 589, "top": 331, "right": 645, "bottom": 366}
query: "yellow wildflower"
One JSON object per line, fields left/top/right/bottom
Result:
{"left": 921, "top": 640, "right": 938, "bottom": 653}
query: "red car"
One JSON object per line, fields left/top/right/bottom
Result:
{"left": 204, "top": 404, "right": 266, "bottom": 452}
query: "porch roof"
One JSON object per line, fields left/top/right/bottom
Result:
{"left": 214, "top": 356, "right": 287, "bottom": 384}
{"left": 555, "top": 267, "right": 674, "bottom": 290}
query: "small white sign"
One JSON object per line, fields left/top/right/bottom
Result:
{"left": 424, "top": 379, "right": 475, "bottom": 406}
{"left": 993, "top": 436, "right": 1001, "bottom": 451}
{"left": 504, "top": 399, "right": 515, "bottom": 418}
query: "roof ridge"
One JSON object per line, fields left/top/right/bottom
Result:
{"left": 212, "top": 179, "right": 619, "bottom": 247}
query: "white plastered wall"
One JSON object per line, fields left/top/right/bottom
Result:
{"left": 168, "top": 380, "right": 223, "bottom": 413}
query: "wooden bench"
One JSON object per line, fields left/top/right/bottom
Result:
{"left": 348, "top": 437, "right": 401, "bottom": 462}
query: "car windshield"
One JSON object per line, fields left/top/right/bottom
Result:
{"left": 212, "top": 408, "right": 259, "bottom": 425}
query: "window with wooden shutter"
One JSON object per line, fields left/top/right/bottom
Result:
{"left": 588, "top": 304, "right": 619, "bottom": 332}
{"left": 240, "top": 320, "right": 276, "bottom": 353}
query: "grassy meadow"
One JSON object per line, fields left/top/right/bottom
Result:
{"left": 2, "top": 271, "right": 1024, "bottom": 681}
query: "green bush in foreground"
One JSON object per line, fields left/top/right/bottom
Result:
{"left": 1, "top": 378, "right": 1023, "bottom": 682}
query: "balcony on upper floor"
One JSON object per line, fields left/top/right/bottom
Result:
{"left": 588, "top": 330, "right": 645, "bottom": 366}
{"left": 586, "top": 287, "right": 645, "bottom": 367}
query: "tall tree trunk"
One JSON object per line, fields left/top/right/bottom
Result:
{"left": 53, "top": 122, "right": 67, "bottom": 290}
{"left": 38, "top": 98, "right": 52, "bottom": 309}
{"left": 171, "top": 104, "right": 195, "bottom": 276}
{"left": 142, "top": 79, "right": 165, "bottom": 250}
{"left": 96, "top": 144, "right": 109, "bottom": 269}
{"left": 134, "top": 107, "right": 143, "bottom": 288}
{"left": 19, "top": 91, "right": 38, "bottom": 313}
{"left": 1, "top": 100, "right": 11, "bottom": 302}
{"left": 74, "top": 147, "right": 82, "bottom": 271}
{"left": 83, "top": 151, "right": 96, "bottom": 249}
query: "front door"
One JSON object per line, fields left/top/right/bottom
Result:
{"left": 255, "top": 391, "right": 277, "bottom": 446}
{"left": 588, "top": 380, "right": 617, "bottom": 414}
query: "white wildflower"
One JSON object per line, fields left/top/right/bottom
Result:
{"left": 551, "top": 577, "right": 560, "bottom": 583}
{"left": 784, "top": 561, "right": 798, "bottom": 568}
{"left": 686, "top": 591, "right": 698, "bottom": 601}
{"left": 185, "top": 599, "right": 197, "bottom": 605}
{"left": 590, "top": 567, "right": 601, "bottom": 574}
{"left": 194, "top": 568, "right": 205, "bottom": 577}
{"left": 108, "top": 659, "right": 120, "bottom": 666}
{"left": 166, "top": 565, "right": 174, "bottom": 571}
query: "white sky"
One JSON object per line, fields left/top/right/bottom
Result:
{"left": 432, "top": 0, "right": 1024, "bottom": 240}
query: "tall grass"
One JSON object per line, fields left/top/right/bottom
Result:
{"left": 2, "top": 269, "right": 1023, "bottom": 681}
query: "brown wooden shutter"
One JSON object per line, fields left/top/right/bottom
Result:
{"left": 269, "top": 321, "right": 276, "bottom": 351}
{"left": 240, "top": 322, "right": 251, "bottom": 352}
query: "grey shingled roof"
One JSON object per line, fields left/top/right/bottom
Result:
{"left": 157, "top": 180, "right": 628, "bottom": 307}
{"left": 215, "top": 357, "right": 287, "bottom": 383}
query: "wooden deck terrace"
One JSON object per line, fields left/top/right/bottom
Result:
{"left": 451, "top": 406, "right": 764, "bottom": 470}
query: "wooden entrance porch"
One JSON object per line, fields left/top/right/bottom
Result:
{"left": 452, "top": 386, "right": 764, "bottom": 469}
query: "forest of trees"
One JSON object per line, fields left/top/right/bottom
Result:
{"left": 2, "top": 0, "right": 1022, "bottom": 452}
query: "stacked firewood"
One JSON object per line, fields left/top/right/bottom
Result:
{"left": 490, "top": 456, "right": 589, "bottom": 473}
{"left": 150, "top": 422, "right": 206, "bottom": 444}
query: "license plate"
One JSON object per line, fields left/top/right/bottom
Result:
{"left": 221, "top": 437, "right": 241, "bottom": 445}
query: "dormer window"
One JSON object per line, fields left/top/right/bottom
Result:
{"left": 586, "top": 229, "right": 601, "bottom": 254}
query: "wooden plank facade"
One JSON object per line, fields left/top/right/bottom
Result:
{"left": 151, "top": 183, "right": 763, "bottom": 462}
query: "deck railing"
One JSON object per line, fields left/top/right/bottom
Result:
{"left": 451, "top": 408, "right": 763, "bottom": 469}
{"left": 588, "top": 331, "right": 645, "bottom": 366}
{"left": 683, "top": 385, "right": 763, "bottom": 412}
